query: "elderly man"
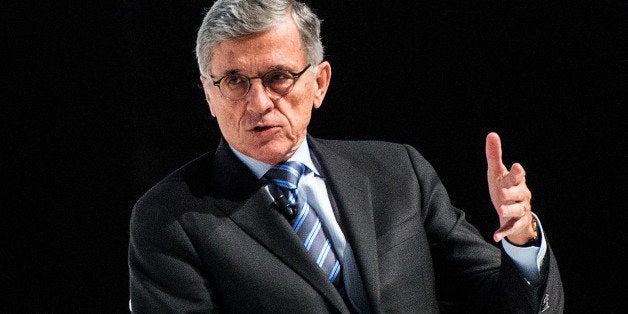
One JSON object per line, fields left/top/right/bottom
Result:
{"left": 129, "top": 0, "right": 563, "bottom": 312}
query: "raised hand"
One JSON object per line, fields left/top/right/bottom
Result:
{"left": 485, "top": 132, "right": 537, "bottom": 245}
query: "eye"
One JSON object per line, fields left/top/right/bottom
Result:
{"left": 265, "top": 71, "right": 292, "bottom": 83}
{"left": 224, "top": 75, "right": 246, "bottom": 86}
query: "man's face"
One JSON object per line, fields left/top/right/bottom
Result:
{"left": 201, "top": 15, "right": 330, "bottom": 165}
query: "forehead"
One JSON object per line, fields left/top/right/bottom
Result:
{"left": 210, "top": 16, "right": 306, "bottom": 74}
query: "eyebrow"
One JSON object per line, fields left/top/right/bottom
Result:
{"left": 222, "top": 69, "right": 243, "bottom": 76}
{"left": 216, "top": 65, "right": 293, "bottom": 77}
{"left": 268, "top": 65, "right": 291, "bottom": 71}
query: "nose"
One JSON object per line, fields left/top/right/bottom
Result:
{"left": 246, "top": 79, "right": 274, "bottom": 113}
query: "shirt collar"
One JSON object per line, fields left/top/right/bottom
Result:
{"left": 229, "top": 139, "right": 319, "bottom": 179}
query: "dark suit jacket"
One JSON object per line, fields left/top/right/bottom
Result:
{"left": 129, "top": 136, "right": 563, "bottom": 313}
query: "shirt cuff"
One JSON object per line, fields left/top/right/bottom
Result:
{"left": 501, "top": 213, "right": 548, "bottom": 286}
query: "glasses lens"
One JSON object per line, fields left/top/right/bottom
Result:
{"left": 220, "top": 75, "right": 249, "bottom": 100}
{"left": 263, "top": 71, "right": 295, "bottom": 96}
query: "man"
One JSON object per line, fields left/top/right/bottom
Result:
{"left": 128, "top": 0, "right": 563, "bottom": 312}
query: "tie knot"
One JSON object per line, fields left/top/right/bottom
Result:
{"left": 264, "top": 161, "right": 307, "bottom": 190}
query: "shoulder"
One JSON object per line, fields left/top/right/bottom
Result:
{"left": 311, "top": 137, "right": 428, "bottom": 165}
{"left": 131, "top": 152, "right": 214, "bottom": 224}
{"left": 309, "top": 137, "right": 446, "bottom": 187}
{"left": 308, "top": 137, "right": 440, "bottom": 185}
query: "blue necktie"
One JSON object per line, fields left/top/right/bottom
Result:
{"left": 264, "top": 161, "right": 343, "bottom": 287}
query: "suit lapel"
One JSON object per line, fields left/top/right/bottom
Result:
{"left": 308, "top": 137, "right": 381, "bottom": 311}
{"left": 209, "top": 139, "right": 347, "bottom": 311}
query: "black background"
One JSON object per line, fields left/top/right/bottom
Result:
{"left": 5, "top": 0, "right": 625, "bottom": 312}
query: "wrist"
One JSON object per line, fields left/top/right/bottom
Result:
{"left": 506, "top": 217, "right": 539, "bottom": 247}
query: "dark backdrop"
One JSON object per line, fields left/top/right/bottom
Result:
{"left": 6, "top": 0, "right": 625, "bottom": 312}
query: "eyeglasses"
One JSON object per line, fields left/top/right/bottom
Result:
{"left": 212, "top": 64, "right": 312, "bottom": 101}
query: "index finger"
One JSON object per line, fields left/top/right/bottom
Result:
{"left": 486, "top": 132, "right": 504, "bottom": 175}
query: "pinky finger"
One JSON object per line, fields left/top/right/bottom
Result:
{"left": 493, "top": 219, "right": 516, "bottom": 242}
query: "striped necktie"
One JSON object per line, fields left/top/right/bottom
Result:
{"left": 264, "top": 161, "right": 343, "bottom": 287}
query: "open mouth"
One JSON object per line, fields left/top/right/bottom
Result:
{"left": 253, "top": 126, "right": 275, "bottom": 132}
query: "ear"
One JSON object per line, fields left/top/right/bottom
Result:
{"left": 312, "top": 61, "right": 331, "bottom": 109}
{"left": 200, "top": 75, "right": 216, "bottom": 117}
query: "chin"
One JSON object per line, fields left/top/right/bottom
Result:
{"left": 253, "top": 142, "right": 296, "bottom": 164}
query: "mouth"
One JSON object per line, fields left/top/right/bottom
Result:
{"left": 253, "top": 126, "right": 274, "bottom": 132}
{"left": 250, "top": 125, "right": 280, "bottom": 134}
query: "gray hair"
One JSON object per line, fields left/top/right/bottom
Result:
{"left": 195, "top": 0, "right": 324, "bottom": 77}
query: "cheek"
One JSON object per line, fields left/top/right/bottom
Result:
{"left": 286, "top": 100, "right": 313, "bottom": 131}
{"left": 214, "top": 105, "right": 241, "bottom": 131}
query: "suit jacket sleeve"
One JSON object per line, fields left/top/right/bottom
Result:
{"left": 402, "top": 144, "right": 563, "bottom": 313}
{"left": 128, "top": 180, "right": 215, "bottom": 313}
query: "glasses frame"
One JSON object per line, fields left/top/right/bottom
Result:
{"left": 212, "top": 64, "right": 312, "bottom": 101}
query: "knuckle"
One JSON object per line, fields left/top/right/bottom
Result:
{"left": 498, "top": 205, "right": 507, "bottom": 216}
{"left": 499, "top": 188, "right": 509, "bottom": 200}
